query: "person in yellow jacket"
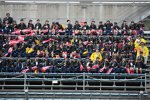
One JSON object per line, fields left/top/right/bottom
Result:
{"left": 135, "top": 41, "right": 149, "bottom": 64}
{"left": 141, "top": 42, "right": 149, "bottom": 64}
{"left": 90, "top": 49, "right": 102, "bottom": 63}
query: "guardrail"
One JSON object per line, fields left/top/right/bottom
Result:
{"left": 0, "top": 73, "right": 149, "bottom": 99}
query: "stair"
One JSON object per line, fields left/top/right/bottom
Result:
{"left": 144, "top": 31, "right": 150, "bottom": 94}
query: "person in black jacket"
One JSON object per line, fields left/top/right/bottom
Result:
{"left": 104, "top": 20, "right": 113, "bottom": 35}
{"left": 43, "top": 20, "right": 50, "bottom": 29}
{"left": 73, "top": 20, "right": 81, "bottom": 30}
{"left": 121, "top": 20, "right": 129, "bottom": 35}
{"left": 18, "top": 19, "right": 26, "bottom": 30}
{"left": 98, "top": 21, "right": 104, "bottom": 31}
{"left": 3, "top": 13, "right": 13, "bottom": 24}
{"left": 2, "top": 20, "right": 12, "bottom": 34}
{"left": 28, "top": 20, "right": 34, "bottom": 30}
{"left": 90, "top": 20, "right": 97, "bottom": 30}
{"left": 66, "top": 20, "right": 73, "bottom": 35}
{"left": 35, "top": 19, "right": 42, "bottom": 30}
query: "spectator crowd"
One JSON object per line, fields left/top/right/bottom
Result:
{"left": 0, "top": 13, "right": 149, "bottom": 74}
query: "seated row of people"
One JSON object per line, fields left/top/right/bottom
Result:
{"left": 0, "top": 13, "right": 145, "bottom": 35}
{"left": 0, "top": 34, "right": 149, "bottom": 74}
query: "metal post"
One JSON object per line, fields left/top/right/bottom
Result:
{"left": 140, "top": 91, "right": 144, "bottom": 100}
{"left": 145, "top": 73, "right": 147, "bottom": 93}
{"left": 24, "top": 73, "right": 28, "bottom": 100}
{"left": 83, "top": 72, "right": 85, "bottom": 91}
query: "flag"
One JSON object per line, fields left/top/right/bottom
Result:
{"left": 99, "top": 66, "right": 106, "bottom": 73}
{"left": 41, "top": 66, "right": 50, "bottom": 73}
{"left": 18, "top": 36, "right": 24, "bottom": 42}
{"left": 12, "top": 30, "right": 21, "bottom": 35}
{"left": 62, "top": 52, "right": 67, "bottom": 59}
{"left": 9, "top": 40, "right": 19, "bottom": 46}
{"left": 21, "top": 69, "right": 29, "bottom": 73}
{"left": 8, "top": 47, "right": 13, "bottom": 53}
{"left": 92, "top": 64, "right": 99, "bottom": 69}
{"left": 31, "top": 66, "right": 38, "bottom": 71}
{"left": 106, "top": 68, "right": 113, "bottom": 74}
{"left": 42, "top": 39, "right": 50, "bottom": 44}
{"left": 80, "top": 64, "right": 84, "bottom": 71}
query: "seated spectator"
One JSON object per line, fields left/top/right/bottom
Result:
{"left": 90, "top": 49, "right": 102, "bottom": 63}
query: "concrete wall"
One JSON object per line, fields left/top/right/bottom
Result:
{"left": 0, "top": 4, "right": 150, "bottom": 25}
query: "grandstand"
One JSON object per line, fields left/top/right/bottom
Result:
{"left": 0, "top": 0, "right": 150, "bottom": 100}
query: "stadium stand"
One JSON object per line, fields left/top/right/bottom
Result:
{"left": 0, "top": 13, "right": 150, "bottom": 99}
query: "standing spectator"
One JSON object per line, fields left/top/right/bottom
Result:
{"left": 18, "top": 19, "right": 26, "bottom": 30}
{"left": 98, "top": 21, "right": 104, "bottom": 31}
{"left": 66, "top": 20, "right": 73, "bottom": 35}
{"left": 43, "top": 20, "right": 50, "bottom": 29}
{"left": 12, "top": 20, "right": 18, "bottom": 31}
{"left": 82, "top": 22, "right": 90, "bottom": 30}
{"left": 3, "top": 13, "right": 13, "bottom": 24}
{"left": 121, "top": 20, "right": 129, "bottom": 35}
{"left": 129, "top": 21, "right": 137, "bottom": 35}
{"left": 28, "top": 20, "right": 34, "bottom": 30}
{"left": 2, "top": 20, "right": 12, "bottom": 34}
{"left": 113, "top": 22, "right": 120, "bottom": 35}
{"left": 35, "top": 19, "right": 42, "bottom": 30}
{"left": 90, "top": 20, "right": 97, "bottom": 30}
{"left": 73, "top": 20, "right": 81, "bottom": 30}
{"left": 0, "top": 18, "right": 3, "bottom": 33}
{"left": 104, "top": 20, "right": 113, "bottom": 35}
{"left": 136, "top": 21, "right": 145, "bottom": 35}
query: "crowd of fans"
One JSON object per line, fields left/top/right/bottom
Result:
{"left": 0, "top": 13, "right": 149, "bottom": 74}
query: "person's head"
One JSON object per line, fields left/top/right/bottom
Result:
{"left": 114, "top": 22, "right": 117, "bottom": 26}
{"left": 140, "top": 42, "right": 145, "bottom": 46}
{"left": 131, "top": 21, "right": 134, "bottom": 25}
{"left": 107, "top": 20, "right": 110, "bottom": 24}
{"left": 29, "top": 20, "right": 32, "bottom": 24}
{"left": 75, "top": 20, "right": 79, "bottom": 24}
{"left": 91, "top": 20, "right": 95, "bottom": 24}
{"left": 99, "top": 21, "right": 103, "bottom": 25}
{"left": 123, "top": 20, "right": 127, "bottom": 24}
{"left": 45, "top": 20, "right": 49, "bottom": 24}
{"left": 67, "top": 20, "right": 71, "bottom": 24}
{"left": 6, "top": 13, "right": 10, "bottom": 17}
{"left": 37, "top": 19, "right": 40, "bottom": 23}
{"left": 84, "top": 22, "right": 87, "bottom": 25}
{"left": 20, "top": 19, "right": 24, "bottom": 23}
